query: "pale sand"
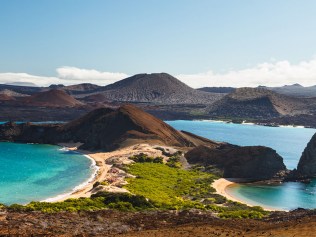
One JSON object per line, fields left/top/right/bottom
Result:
{"left": 48, "top": 143, "right": 175, "bottom": 202}
{"left": 212, "top": 178, "right": 281, "bottom": 212}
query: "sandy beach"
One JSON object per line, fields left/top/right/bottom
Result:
{"left": 47, "top": 143, "right": 281, "bottom": 212}
{"left": 46, "top": 143, "right": 176, "bottom": 202}
{"left": 212, "top": 178, "right": 281, "bottom": 211}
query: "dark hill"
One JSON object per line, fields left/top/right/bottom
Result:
{"left": 49, "top": 83, "right": 102, "bottom": 96}
{"left": 185, "top": 144, "right": 287, "bottom": 180}
{"left": 198, "top": 87, "right": 235, "bottom": 94}
{"left": 0, "top": 84, "right": 42, "bottom": 95}
{"left": 209, "top": 87, "right": 310, "bottom": 119}
{"left": 22, "top": 89, "right": 85, "bottom": 107}
{"left": 296, "top": 133, "right": 316, "bottom": 177}
{"left": 264, "top": 84, "right": 316, "bottom": 98}
{"left": 0, "top": 104, "right": 217, "bottom": 151}
{"left": 83, "top": 73, "right": 224, "bottom": 104}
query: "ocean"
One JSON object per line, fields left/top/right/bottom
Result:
{"left": 0, "top": 142, "right": 95, "bottom": 205}
{"left": 166, "top": 120, "right": 316, "bottom": 210}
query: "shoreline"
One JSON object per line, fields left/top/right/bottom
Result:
{"left": 43, "top": 143, "right": 175, "bottom": 203}
{"left": 43, "top": 143, "right": 110, "bottom": 202}
{"left": 43, "top": 148, "right": 100, "bottom": 202}
{"left": 189, "top": 119, "right": 314, "bottom": 129}
{"left": 212, "top": 178, "right": 283, "bottom": 212}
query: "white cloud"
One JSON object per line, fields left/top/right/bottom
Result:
{"left": 0, "top": 67, "right": 129, "bottom": 87}
{"left": 56, "top": 66, "right": 128, "bottom": 84}
{"left": 177, "top": 59, "right": 316, "bottom": 88}
{"left": 1, "top": 59, "right": 316, "bottom": 88}
{"left": 0, "top": 73, "right": 61, "bottom": 87}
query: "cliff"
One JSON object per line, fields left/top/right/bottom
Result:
{"left": 185, "top": 144, "right": 287, "bottom": 180}
{"left": 296, "top": 133, "right": 316, "bottom": 177}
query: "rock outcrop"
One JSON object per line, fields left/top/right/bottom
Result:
{"left": 0, "top": 104, "right": 215, "bottom": 151}
{"left": 185, "top": 144, "right": 287, "bottom": 180}
{"left": 296, "top": 133, "right": 316, "bottom": 177}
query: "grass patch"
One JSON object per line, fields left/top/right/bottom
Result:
{"left": 124, "top": 162, "right": 269, "bottom": 218}
{"left": 125, "top": 163, "right": 219, "bottom": 209}
{"left": 7, "top": 193, "right": 154, "bottom": 213}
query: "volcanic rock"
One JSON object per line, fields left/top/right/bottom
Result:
{"left": 84, "top": 73, "right": 224, "bottom": 104}
{"left": 0, "top": 104, "right": 215, "bottom": 151}
{"left": 209, "top": 87, "right": 310, "bottom": 119}
{"left": 296, "top": 133, "right": 316, "bottom": 177}
{"left": 185, "top": 144, "right": 287, "bottom": 180}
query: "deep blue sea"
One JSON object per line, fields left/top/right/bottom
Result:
{"left": 0, "top": 142, "right": 95, "bottom": 205}
{"left": 166, "top": 120, "right": 316, "bottom": 210}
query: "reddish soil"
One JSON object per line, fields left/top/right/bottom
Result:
{"left": 22, "top": 89, "right": 84, "bottom": 107}
{"left": 1, "top": 209, "right": 316, "bottom": 236}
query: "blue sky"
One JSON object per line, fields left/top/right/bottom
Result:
{"left": 1, "top": 0, "right": 316, "bottom": 87}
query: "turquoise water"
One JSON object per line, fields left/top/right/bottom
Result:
{"left": 166, "top": 120, "right": 316, "bottom": 210}
{"left": 0, "top": 142, "right": 95, "bottom": 205}
{"left": 166, "top": 120, "right": 315, "bottom": 169}
{"left": 226, "top": 181, "right": 316, "bottom": 210}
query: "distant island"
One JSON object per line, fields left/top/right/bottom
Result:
{"left": 0, "top": 73, "right": 316, "bottom": 128}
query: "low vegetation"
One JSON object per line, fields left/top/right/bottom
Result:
{"left": 7, "top": 192, "right": 154, "bottom": 213}
{"left": 2, "top": 153, "right": 269, "bottom": 219}
{"left": 124, "top": 162, "right": 268, "bottom": 218}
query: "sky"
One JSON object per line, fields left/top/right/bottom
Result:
{"left": 1, "top": 0, "right": 316, "bottom": 87}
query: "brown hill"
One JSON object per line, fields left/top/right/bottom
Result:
{"left": 22, "top": 89, "right": 85, "bottom": 107}
{"left": 62, "top": 104, "right": 199, "bottom": 150}
{"left": 209, "top": 87, "right": 311, "bottom": 119}
{"left": 0, "top": 104, "right": 215, "bottom": 151}
{"left": 82, "top": 73, "right": 224, "bottom": 104}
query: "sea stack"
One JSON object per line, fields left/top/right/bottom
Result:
{"left": 296, "top": 133, "right": 316, "bottom": 177}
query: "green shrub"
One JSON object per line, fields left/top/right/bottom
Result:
{"left": 129, "top": 153, "right": 163, "bottom": 164}
{"left": 125, "top": 163, "right": 217, "bottom": 209}
{"left": 166, "top": 155, "right": 182, "bottom": 168}
{"left": 219, "top": 210, "right": 265, "bottom": 219}
{"left": 108, "top": 202, "right": 135, "bottom": 211}
{"left": 91, "top": 192, "right": 154, "bottom": 210}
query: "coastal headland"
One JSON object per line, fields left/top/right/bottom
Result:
{"left": 0, "top": 104, "right": 316, "bottom": 236}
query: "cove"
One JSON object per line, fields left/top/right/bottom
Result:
{"left": 0, "top": 142, "right": 95, "bottom": 205}
{"left": 166, "top": 120, "right": 316, "bottom": 210}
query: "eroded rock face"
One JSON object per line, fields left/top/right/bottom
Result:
{"left": 297, "top": 133, "right": 316, "bottom": 177}
{"left": 185, "top": 144, "right": 287, "bottom": 180}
